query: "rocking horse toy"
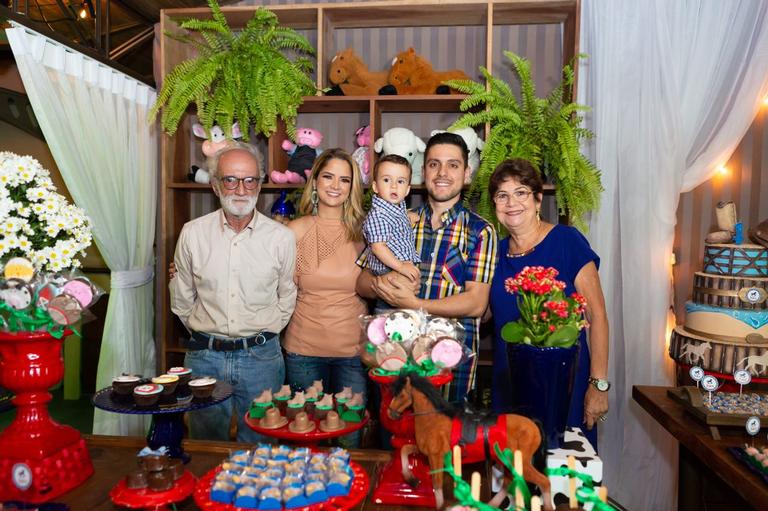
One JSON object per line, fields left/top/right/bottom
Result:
{"left": 388, "top": 373, "right": 553, "bottom": 510}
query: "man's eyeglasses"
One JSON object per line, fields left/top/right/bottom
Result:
{"left": 217, "top": 176, "right": 261, "bottom": 190}
{"left": 493, "top": 189, "right": 533, "bottom": 204}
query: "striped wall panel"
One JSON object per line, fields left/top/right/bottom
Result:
{"left": 673, "top": 108, "right": 768, "bottom": 322}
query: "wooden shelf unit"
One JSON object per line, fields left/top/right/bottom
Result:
{"left": 157, "top": 0, "right": 579, "bottom": 371}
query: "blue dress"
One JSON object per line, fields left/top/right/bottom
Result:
{"left": 489, "top": 224, "right": 600, "bottom": 447}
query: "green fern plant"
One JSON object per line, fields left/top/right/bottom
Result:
{"left": 445, "top": 51, "right": 603, "bottom": 232}
{"left": 149, "top": 0, "right": 316, "bottom": 140}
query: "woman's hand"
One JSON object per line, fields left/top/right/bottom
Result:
{"left": 168, "top": 262, "right": 177, "bottom": 280}
{"left": 583, "top": 386, "right": 609, "bottom": 430}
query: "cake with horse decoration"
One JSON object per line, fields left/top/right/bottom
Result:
{"left": 670, "top": 203, "right": 768, "bottom": 379}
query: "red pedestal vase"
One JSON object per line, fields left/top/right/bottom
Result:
{"left": 0, "top": 330, "right": 93, "bottom": 502}
{"left": 369, "top": 371, "right": 452, "bottom": 507}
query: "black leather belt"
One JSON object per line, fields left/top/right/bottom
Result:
{"left": 187, "top": 331, "right": 277, "bottom": 351}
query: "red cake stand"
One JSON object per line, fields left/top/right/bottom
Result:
{"left": 193, "top": 461, "right": 369, "bottom": 510}
{"left": 109, "top": 470, "right": 196, "bottom": 510}
{"left": 369, "top": 370, "right": 452, "bottom": 507}
{"left": 244, "top": 412, "right": 369, "bottom": 447}
{"left": 0, "top": 330, "right": 93, "bottom": 503}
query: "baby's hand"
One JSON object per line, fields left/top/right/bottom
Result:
{"left": 398, "top": 262, "right": 421, "bottom": 284}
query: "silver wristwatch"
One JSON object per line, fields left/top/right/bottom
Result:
{"left": 588, "top": 376, "right": 611, "bottom": 392}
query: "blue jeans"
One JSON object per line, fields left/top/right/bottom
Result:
{"left": 284, "top": 352, "right": 368, "bottom": 447}
{"left": 184, "top": 338, "right": 285, "bottom": 443}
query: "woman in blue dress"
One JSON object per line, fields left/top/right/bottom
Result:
{"left": 488, "top": 159, "right": 609, "bottom": 447}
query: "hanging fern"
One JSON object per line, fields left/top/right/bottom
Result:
{"left": 445, "top": 51, "right": 603, "bottom": 232}
{"left": 149, "top": 0, "right": 317, "bottom": 140}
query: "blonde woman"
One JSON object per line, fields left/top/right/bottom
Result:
{"left": 283, "top": 148, "right": 369, "bottom": 408}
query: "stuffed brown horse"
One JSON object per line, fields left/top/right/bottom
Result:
{"left": 388, "top": 373, "right": 552, "bottom": 510}
{"left": 328, "top": 48, "right": 389, "bottom": 95}
{"left": 387, "top": 47, "right": 470, "bottom": 95}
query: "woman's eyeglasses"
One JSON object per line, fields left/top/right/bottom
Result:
{"left": 217, "top": 176, "right": 261, "bottom": 190}
{"left": 493, "top": 189, "right": 533, "bottom": 204}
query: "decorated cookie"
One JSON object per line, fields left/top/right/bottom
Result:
{"left": 366, "top": 316, "right": 388, "bottom": 345}
{"left": 35, "top": 283, "right": 62, "bottom": 308}
{"left": 426, "top": 317, "right": 457, "bottom": 338}
{"left": 431, "top": 337, "right": 464, "bottom": 369}
{"left": 376, "top": 342, "right": 408, "bottom": 371}
{"left": 62, "top": 279, "right": 94, "bottom": 308}
{"left": 4, "top": 257, "right": 35, "bottom": 282}
{"left": 47, "top": 294, "right": 82, "bottom": 325}
{"left": 0, "top": 278, "right": 33, "bottom": 310}
{"left": 411, "top": 334, "right": 435, "bottom": 364}
{"left": 384, "top": 311, "right": 418, "bottom": 342}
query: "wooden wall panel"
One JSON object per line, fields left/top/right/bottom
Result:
{"left": 673, "top": 108, "right": 768, "bottom": 321}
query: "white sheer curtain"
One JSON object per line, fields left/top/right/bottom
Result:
{"left": 7, "top": 24, "right": 158, "bottom": 435}
{"left": 578, "top": 1, "right": 768, "bottom": 509}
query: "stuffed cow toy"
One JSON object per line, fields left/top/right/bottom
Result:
{"left": 190, "top": 122, "right": 243, "bottom": 184}
{"left": 374, "top": 127, "right": 426, "bottom": 184}
{"left": 430, "top": 127, "right": 485, "bottom": 181}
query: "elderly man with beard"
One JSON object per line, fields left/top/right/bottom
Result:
{"left": 170, "top": 143, "right": 297, "bottom": 442}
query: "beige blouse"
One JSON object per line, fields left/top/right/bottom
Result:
{"left": 283, "top": 216, "right": 368, "bottom": 357}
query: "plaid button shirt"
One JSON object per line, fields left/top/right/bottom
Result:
{"left": 412, "top": 202, "right": 497, "bottom": 402}
{"left": 360, "top": 195, "right": 420, "bottom": 275}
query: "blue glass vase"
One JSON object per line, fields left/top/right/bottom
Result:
{"left": 270, "top": 190, "right": 296, "bottom": 220}
{"left": 505, "top": 342, "right": 580, "bottom": 449}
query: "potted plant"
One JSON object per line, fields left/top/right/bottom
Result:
{"left": 149, "top": 0, "right": 317, "bottom": 140}
{"left": 445, "top": 51, "right": 603, "bottom": 232}
{"left": 500, "top": 266, "right": 588, "bottom": 448}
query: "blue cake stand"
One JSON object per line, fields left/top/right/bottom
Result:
{"left": 93, "top": 381, "right": 232, "bottom": 463}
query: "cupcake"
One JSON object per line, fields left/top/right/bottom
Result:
{"left": 112, "top": 375, "right": 141, "bottom": 396}
{"left": 151, "top": 374, "right": 179, "bottom": 395}
{"left": 166, "top": 367, "right": 192, "bottom": 386}
{"left": 304, "top": 386, "right": 319, "bottom": 416}
{"left": 133, "top": 384, "right": 163, "bottom": 407}
{"left": 314, "top": 393, "right": 334, "bottom": 420}
{"left": 286, "top": 391, "right": 306, "bottom": 419}
{"left": 249, "top": 389, "right": 275, "bottom": 419}
{"left": 273, "top": 384, "right": 292, "bottom": 413}
{"left": 188, "top": 377, "right": 216, "bottom": 399}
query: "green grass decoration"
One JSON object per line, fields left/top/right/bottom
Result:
{"left": 445, "top": 52, "right": 603, "bottom": 232}
{"left": 149, "top": 0, "right": 317, "bottom": 140}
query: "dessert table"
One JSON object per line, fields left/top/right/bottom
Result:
{"left": 53, "top": 435, "right": 453, "bottom": 510}
{"left": 633, "top": 385, "right": 768, "bottom": 511}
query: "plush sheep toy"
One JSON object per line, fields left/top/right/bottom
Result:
{"left": 190, "top": 122, "right": 243, "bottom": 184}
{"left": 374, "top": 127, "right": 426, "bottom": 185}
{"left": 430, "top": 127, "right": 485, "bottom": 181}
{"left": 352, "top": 125, "right": 372, "bottom": 185}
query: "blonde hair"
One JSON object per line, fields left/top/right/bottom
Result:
{"left": 298, "top": 148, "right": 365, "bottom": 242}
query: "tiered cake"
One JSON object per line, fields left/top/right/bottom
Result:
{"left": 670, "top": 243, "right": 768, "bottom": 377}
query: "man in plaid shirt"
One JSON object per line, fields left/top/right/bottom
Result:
{"left": 357, "top": 132, "right": 498, "bottom": 402}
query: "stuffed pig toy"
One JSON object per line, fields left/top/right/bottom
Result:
{"left": 374, "top": 127, "right": 426, "bottom": 185}
{"left": 430, "top": 127, "right": 485, "bottom": 181}
{"left": 190, "top": 122, "right": 243, "bottom": 184}
{"left": 352, "top": 125, "right": 371, "bottom": 185}
{"left": 271, "top": 128, "right": 323, "bottom": 184}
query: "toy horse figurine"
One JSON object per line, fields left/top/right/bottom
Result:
{"left": 388, "top": 374, "right": 552, "bottom": 510}
{"left": 387, "top": 47, "right": 470, "bottom": 95}
{"left": 328, "top": 48, "right": 389, "bottom": 96}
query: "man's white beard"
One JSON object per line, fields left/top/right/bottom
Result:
{"left": 221, "top": 195, "right": 257, "bottom": 218}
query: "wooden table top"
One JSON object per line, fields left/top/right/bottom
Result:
{"left": 633, "top": 385, "right": 768, "bottom": 510}
{"left": 60, "top": 435, "right": 428, "bottom": 510}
